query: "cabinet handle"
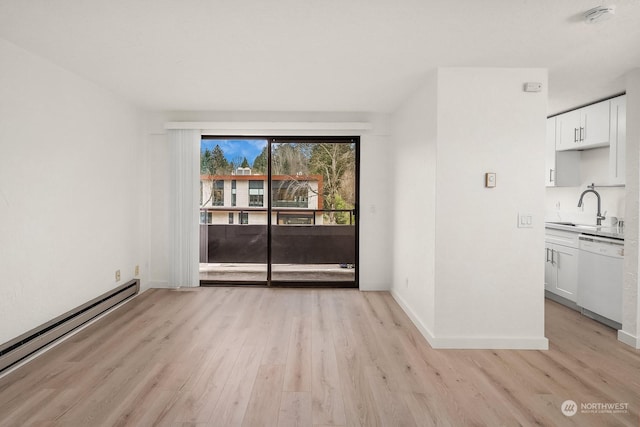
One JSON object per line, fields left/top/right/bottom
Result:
{"left": 551, "top": 249, "right": 556, "bottom": 265}
{"left": 580, "top": 126, "right": 584, "bottom": 141}
{"left": 574, "top": 128, "right": 578, "bottom": 142}
{"left": 549, "top": 169, "right": 555, "bottom": 182}
{"left": 545, "top": 248, "right": 550, "bottom": 262}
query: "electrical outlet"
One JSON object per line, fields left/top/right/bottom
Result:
{"left": 115, "top": 270, "right": 121, "bottom": 282}
{"left": 135, "top": 265, "right": 139, "bottom": 276}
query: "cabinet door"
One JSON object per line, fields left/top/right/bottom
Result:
{"left": 556, "top": 110, "right": 580, "bottom": 151}
{"left": 544, "top": 245, "right": 556, "bottom": 292}
{"left": 553, "top": 245, "right": 578, "bottom": 302}
{"left": 545, "top": 118, "right": 556, "bottom": 187}
{"left": 609, "top": 96, "right": 626, "bottom": 185}
{"left": 581, "top": 100, "right": 610, "bottom": 149}
{"left": 555, "top": 151, "right": 580, "bottom": 187}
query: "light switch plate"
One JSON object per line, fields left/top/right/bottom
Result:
{"left": 485, "top": 172, "right": 496, "bottom": 188}
{"left": 518, "top": 213, "right": 533, "bottom": 228}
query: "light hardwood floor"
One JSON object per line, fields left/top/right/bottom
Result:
{"left": 0, "top": 288, "right": 638, "bottom": 426}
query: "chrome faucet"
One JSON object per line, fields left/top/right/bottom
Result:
{"left": 578, "top": 184, "right": 605, "bottom": 226}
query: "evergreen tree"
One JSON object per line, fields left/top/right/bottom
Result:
{"left": 201, "top": 148, "right": 213, "bottom": 174}
{"left": 201, "top": 144, "right": 230, "bottom": 206}
{"left": 241, "top": 157, "right": 250, "bottom": 168}
{"left": 210, "top": 145, "right": 229, "bottom": 173}
{"left": 252, "top": 146, "right": 268, "bottom": 174}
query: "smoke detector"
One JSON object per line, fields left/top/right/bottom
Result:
{"left": 584, "top": 5, "right": 616, "bottom": 23}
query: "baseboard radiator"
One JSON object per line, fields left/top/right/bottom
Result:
{"left": 0, "top": 279, "right": 139, "bottom": 373}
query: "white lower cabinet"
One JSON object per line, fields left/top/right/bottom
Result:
{"left": 544, "top": 242, "right": 578, "bottom": 302}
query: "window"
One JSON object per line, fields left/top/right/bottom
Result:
{"left": 240, "top": 212, "right": 249, "bottom": 224}
{"left": 231, "top": 180, "right": 236, "bottom": 207}
{"left": 200, "top": 211, "right": 213, "bottom": 224}
{"left": 213, "top": 181, "right": 224, "bottom": 206}
{"left": 228, "top": 213, "right": 234, "bottom": 224}
{"left": 278, "top": 213, "right": 314, "bottom": 225}
{"left": 272, "top": 180, "right": 309, "bottom": 208}
{"left": 249, "top": 180, "right": 264, "bottom": 207}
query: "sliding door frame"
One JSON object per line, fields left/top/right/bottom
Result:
{"left": 199, "top": 135, "right": 360, "bottom": 288}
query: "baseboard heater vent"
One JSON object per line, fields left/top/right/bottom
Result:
{"left": 0, "top": 279, "right": 139, "bottom": 374}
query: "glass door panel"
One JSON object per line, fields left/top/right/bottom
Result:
{"left": 270, "top": 140, "right": 358, "bottom": 285}
{"left": 199, "top": 138, "right": 269, "bottom": 284}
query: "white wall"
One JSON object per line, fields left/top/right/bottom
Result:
{"left": 390, "top": 71, "right": 437, "bottom": 335}
{"left": 545, "top": 147, "right": 626, "bottom": 225}
{"left": 391, "top": 67, "right": 548, "bottom": 349}
{"left": 0, "top": 39, "right": 145, "bottom": 344}
{"left": 146, "top": 129, "right": 171, "bottom": 288}
{"left": 145, "top": 112, "right": 393, "bottom": 291}
{"left": 620, "top": 69, "right": 640, "bottom": 348}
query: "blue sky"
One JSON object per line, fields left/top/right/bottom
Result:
{"left": 201, "top": 139, "right": 267, "bottom": 163}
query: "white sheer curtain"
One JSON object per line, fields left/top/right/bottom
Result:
{"left": 169, "top": 129, "right": 200, "bottom": 287}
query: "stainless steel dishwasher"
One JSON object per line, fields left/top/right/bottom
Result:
{"left": 577, "top": 234, "right": 624, "bottom": 326}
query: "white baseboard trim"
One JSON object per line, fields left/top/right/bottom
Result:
{"left": 147, "top": 280, "right": 173, "bottom": 289}
{"left": 428, "top": 336, "right": 549, "bottom": 350}
{"left": 390, "top": 289, "right": 438, "bottom": 347}
{"left": 618, "top": 329, "right": 639, "bottom": 349}
{"left": 391, "top": 289, "right": 549, "bottom": 350}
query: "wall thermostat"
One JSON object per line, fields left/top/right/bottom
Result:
{"left": 485, "top": 172, "right": 496, "bottom": 188}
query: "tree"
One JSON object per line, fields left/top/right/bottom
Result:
{"left": 200, "top": 144, "right": 230, "bottom": 206}
{"left": 252, "top": 146, "right": 268, "bottom": 174}
{"left": 240, "top": 157, "right": 250, "bottom": 168}
{"left": 309, "top": 143, "right": 355, "bottom": 224}
{"left": 271, "top": 143, "right": 309, "bottom": 175}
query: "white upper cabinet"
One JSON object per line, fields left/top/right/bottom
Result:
{"left": 556, "top": 99, "right": 611, "bottom": 151}
{"left": 546, "top": 117, "right": 580, "bottom": 187}
{"left": 582, "top": 101, "right": 611, "bottom": 149}
{"left": 556, "top": 109, "right": 581, "bottom": 151}
{"left": 609, "top": 95, "right": 626, "bottom": 185}
{"left": 545, "top": 117, "right": 556, "bottom": 186}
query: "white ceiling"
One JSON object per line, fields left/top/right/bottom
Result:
{"left": 1, "top": 0, "right": 639, "bottom": 114}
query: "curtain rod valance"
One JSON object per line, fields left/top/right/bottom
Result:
{"left": 164, "top": 122, "right": 371, "bottom": 131}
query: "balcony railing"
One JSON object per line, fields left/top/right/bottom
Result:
{"left": 199, "top": 207, "right": 356, "bottom": 265}
{"left": 272, "top": 200, "right": 308, "bottom": 208}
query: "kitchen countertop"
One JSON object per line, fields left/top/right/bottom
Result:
{"left": 545, "top": 222, "right": 624, "bottom": 240}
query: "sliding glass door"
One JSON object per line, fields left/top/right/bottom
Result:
{"left": 199, "top": 136, "right": 358, "bottom": 287}
{"left": 199, "top": 138, "right": 269, "bottom": 283}
{"left": 269, "top": 139, "right": 357, "bottom": 285}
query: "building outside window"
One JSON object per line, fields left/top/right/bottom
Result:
{"left": 249, "top": 180, "right": 264, "bottom": 207}
{"left": 213, "top": 181, "right": 224, "bottom": 206}
{"left": 231, "top": 180, "right": 236, "bottom": 207}
{"left": 278, "top": 213, "right": 314, "bottom": 225}
{"left": 200, "top": 211, "right": 213, "bottom": 224}
{"left": 200, "top": 172, "right": 323, "bottom": 224}
{"left": 272, "top": 180, "right": 309, "bottom": 208}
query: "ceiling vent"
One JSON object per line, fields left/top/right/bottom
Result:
{"left": 584, "top": 5, "right": 616, "bottom": 23}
